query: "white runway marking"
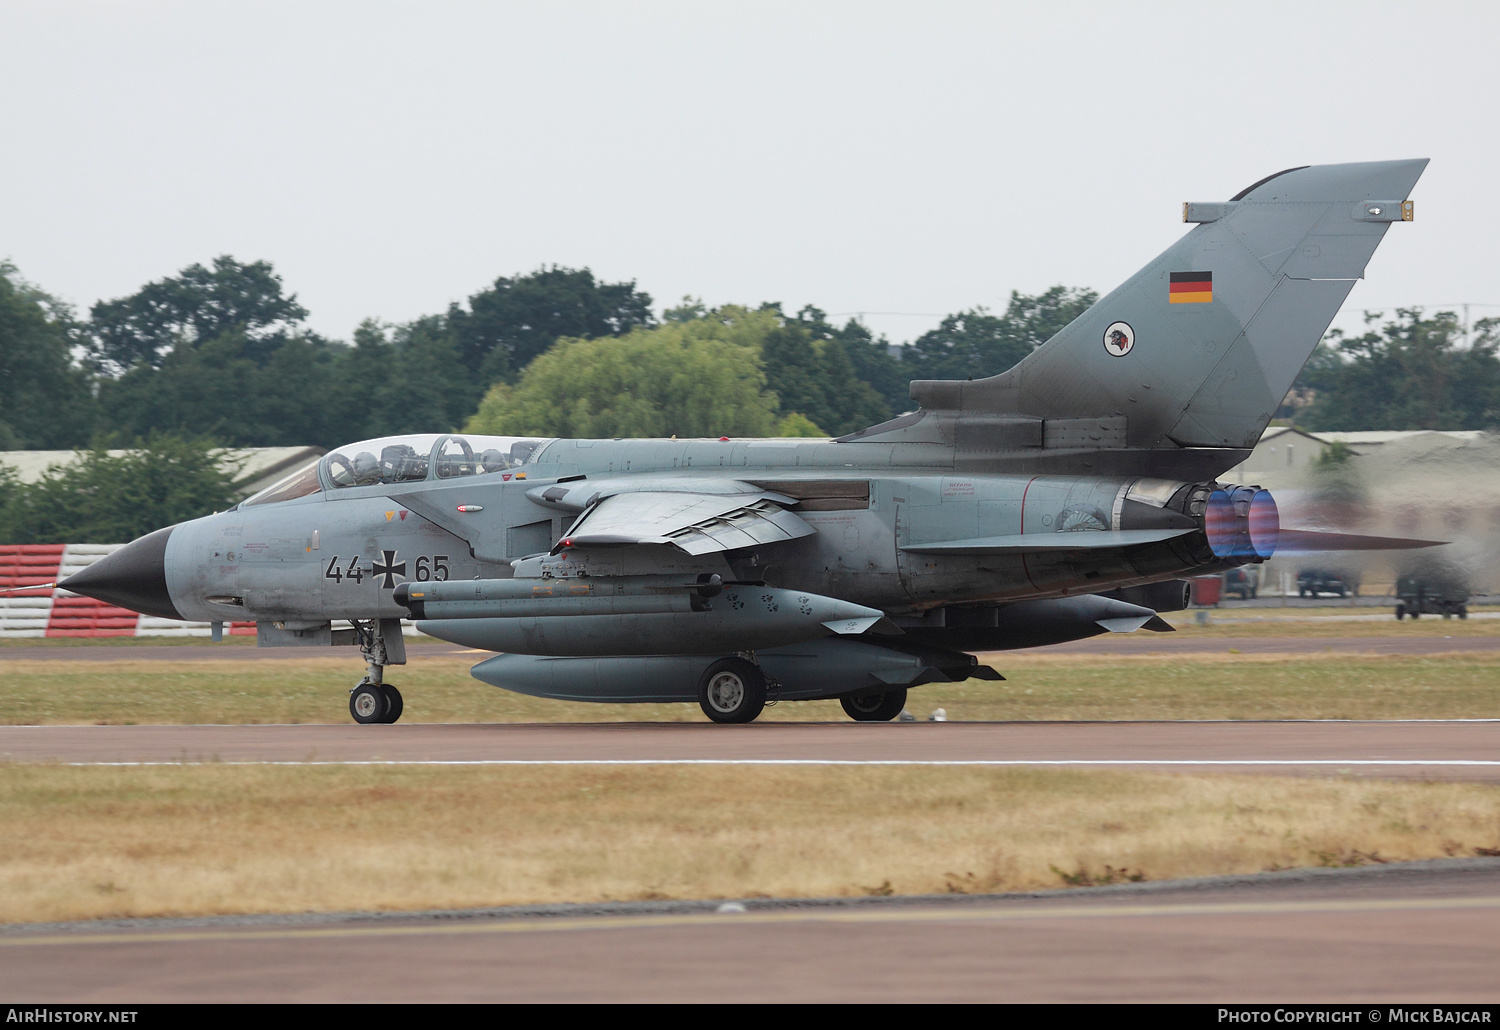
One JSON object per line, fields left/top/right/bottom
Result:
{"left": 12, "top": 718, "right": 1499, "bottom": 727}
{"left": 55, "top": 759, "right": 1500, "bottom": 768}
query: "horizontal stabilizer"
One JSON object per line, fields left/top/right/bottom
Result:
{"left": 901, "top": 527, "right": 1193, "bottom": 555}
{"left": 1275, "top": 528, "right": 1446, "bottom": 553}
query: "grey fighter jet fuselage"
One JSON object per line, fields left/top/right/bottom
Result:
{"left": 62, "top": 160, "right": 1435, "bottom": 724}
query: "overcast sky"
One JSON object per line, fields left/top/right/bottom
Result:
{"left": 2, "top": 1, "right": 1495, "bottom": 348}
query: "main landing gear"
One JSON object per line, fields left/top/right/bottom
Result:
{"left": 694, "top": 654, "right": 913, "bottom": 724}
{"left": 698, "top": 657, "right": 766, "bottom": 724}
{"left": 349, "top": 619, "right": 405, "bottom": 724}
{"left": 840, "top": 688, "right": 908, "bottom": 722}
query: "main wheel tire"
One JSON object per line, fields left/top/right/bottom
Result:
{"left": 697, "top": 658, "right": 766, "bottom": 724}
{"left": 840, "top": 688, "right": 908, "bottom": 722}
{"left": 1395, "top": 605, "right": 1406, "bottom": 620}
{"left": 380, "top": 683, "right": 404, "bottom": 724}
{"left": 350, "top": 682, "right": 387, "bottom": 724}
{"left": 1459, "top": 606, "right": 1469, "bottom": 620}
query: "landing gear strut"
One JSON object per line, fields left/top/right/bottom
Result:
{"left": 349, "top": 619, "right": 406, "bottom": 724}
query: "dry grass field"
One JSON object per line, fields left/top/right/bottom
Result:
{"left": 2, "top": 764, "right": 1498, "bottom": 925}
{"left": 2, "top": 608, "right": 1496, "bottom": 924}
{"left": 3, "top": 647, "right": 1497, "bottom": 724}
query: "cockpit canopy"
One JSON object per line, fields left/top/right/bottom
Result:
{"left": 242, "top": 434, "right": 551, "bottom": 507}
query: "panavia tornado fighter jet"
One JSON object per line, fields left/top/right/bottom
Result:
{"left": 63, "top": 159, "right": 1438, "bottom": 724}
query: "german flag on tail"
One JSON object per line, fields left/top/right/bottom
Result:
{"left": 1169, "top": 271, "right": 1212, "bottom": 304}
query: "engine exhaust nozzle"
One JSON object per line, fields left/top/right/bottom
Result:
{"left": 1205, "top": 485, "right": 1279, "bottom": 560}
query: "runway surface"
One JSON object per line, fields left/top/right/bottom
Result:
{"left": 3, "top": 720, "right": 1497, "bottom": 779}
{"left": 3, "top": 860, "right": 1498, "bottom": 1002}
{"left": 6, "top": 631, "right": 1497, "bottom": 1001}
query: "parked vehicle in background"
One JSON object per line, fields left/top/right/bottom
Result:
{"left": 1394, "top": 573, "right": 1468, "bottom": 620}
{"left": 1189, "top": 575, "right": 1222, "bottom": 607}
{"left": 1224, "top": 567, "right": 1259, "bottom": 600}
{"left": 1298, "top": 568, "right": 1357, "bottom": 598}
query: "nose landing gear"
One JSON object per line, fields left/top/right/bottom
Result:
{"left": 350, "top": 681, "right": 404, "bottom": 724}
{"left": 349, "top": 619, "right": 406, "bottom": 724}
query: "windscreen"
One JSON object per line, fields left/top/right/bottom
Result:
{"left": 241, "top": 461, "right": 323, "bottom": 507}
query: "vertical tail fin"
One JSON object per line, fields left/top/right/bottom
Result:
{"left": 909, "top": 159, "right": 1428, "bottom": 450}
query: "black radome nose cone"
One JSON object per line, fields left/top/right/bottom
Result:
{"left": 59, "top": 525, "right": 183, "bottom": 620}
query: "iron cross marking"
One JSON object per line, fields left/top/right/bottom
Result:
{"left": 371, "top": 550, "right": 407, "bottom": 589}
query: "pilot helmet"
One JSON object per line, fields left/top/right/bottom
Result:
{"left": 352, "top": 451, "right": 381, "bottom": 485}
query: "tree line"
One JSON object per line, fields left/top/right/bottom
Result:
{"left": 3, "top": 254, "right": 1498, "bottom": 543}
{"left": 0, "top": 435, "right": 242, "bottom": 545}
{"left": 6, "top": 256, "right": 1497, "bottom": 453}
{"left": 0, "top": 255, "right": 1094, "bottom": 541}
{"left": 1292, "top": 310, "right": 1500, "bottom": 431}
{"left": 0, "top": 256, "right": 1099, "bottom": 451}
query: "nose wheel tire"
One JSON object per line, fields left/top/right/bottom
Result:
{"left": 349, "top": 682, "right": 403, "bottom": 724}
{"left": 350, "top": 683, "right": 386, "bottom": 724}
{"left": 697, "top": 658, "right": 766, "bottom": 724}
{"left": 840, "top": 688, "right": 908, "bottom": 722}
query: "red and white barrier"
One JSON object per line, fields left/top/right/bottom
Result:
{"left": 0, "top": 544, "right": 64, "bottom": 636}
{"left": 0, "top": 544, "right": 255, "bottom": 639}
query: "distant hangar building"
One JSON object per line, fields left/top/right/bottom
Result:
{"left": 0, "top": 445, "right": 324, "bottom": 501}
